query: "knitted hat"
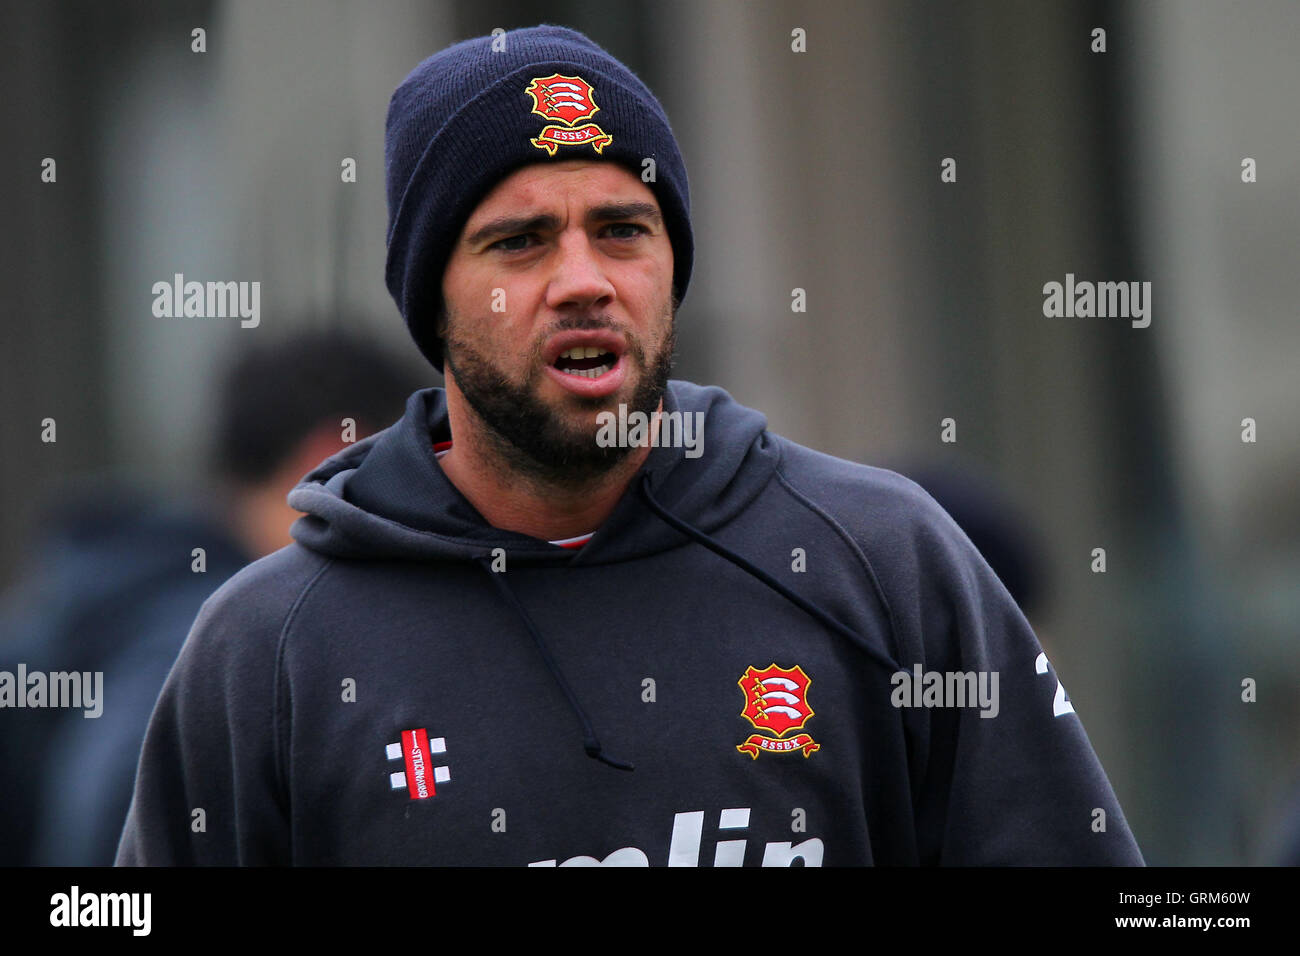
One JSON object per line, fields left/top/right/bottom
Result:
{"left": 384, "top": 24, "right": 694, "bottom": 371}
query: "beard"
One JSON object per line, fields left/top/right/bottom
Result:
{"left": 442, "top": 305, "right": 676, "bottom": 487}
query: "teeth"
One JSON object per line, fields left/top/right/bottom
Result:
{"left": 559, "top": 346, "right": 610, "bottom": 360}
{"left": 560, "top": 363, "right": 614, "bottom": 379}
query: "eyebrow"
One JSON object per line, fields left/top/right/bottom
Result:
{"left": 463, "top": 201, "right": 663, "bottom": 248}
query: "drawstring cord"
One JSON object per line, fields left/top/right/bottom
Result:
{"left": 476, "top": 555, "right": 634, "bottom": 771}
{"left": 477, "top": 471, "right": 901, "bottom": 775}
{"left": 638, "top": 473, "right": 900, "bottom": 675}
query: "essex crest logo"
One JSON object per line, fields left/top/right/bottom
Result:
{"left": 525, "top": 73, "right": 613, "bottom": 156}
{"left": 737, "top": 663, "right": 820, "bottom": 758}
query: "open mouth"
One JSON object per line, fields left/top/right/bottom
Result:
{"left": 554, "top": 346, "right": 617, "bottom": 379}
{"left": 543, "top": 330, "right": 628, "bottom": 397}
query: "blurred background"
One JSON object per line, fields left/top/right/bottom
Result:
{"left": 1, "top": 0, "right": 1297, "bottom": 866}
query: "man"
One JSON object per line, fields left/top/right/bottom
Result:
{"left": 0, "top": 330, "right": 419, "bottom": 865}
{"left": 117, "top": 25, "right": 1143, "bottom": 866}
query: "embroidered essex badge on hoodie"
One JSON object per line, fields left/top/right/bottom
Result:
{"left": 736, "top": 664, "right": 820, "bottom": 758}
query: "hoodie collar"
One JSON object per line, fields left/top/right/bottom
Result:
{"left": 288, "top": 381, "right": 779, "bottom": 565}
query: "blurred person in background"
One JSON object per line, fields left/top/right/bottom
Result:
{"left": 0, "top": 327, "right": 423, "bottom": 865}
{"left": 900, "top": 464, "right": 1047, "bottom": 622}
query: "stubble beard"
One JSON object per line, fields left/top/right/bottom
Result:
{"left": 443, "top": 306, "right": 676, "bottom": 489}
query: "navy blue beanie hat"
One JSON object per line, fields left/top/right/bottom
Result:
{"left": 384, "top": 24, "right": 694, "bottom": 371}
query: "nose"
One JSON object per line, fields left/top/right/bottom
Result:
{"left": 544, "top": 230, "right": 616, "bottom": 313}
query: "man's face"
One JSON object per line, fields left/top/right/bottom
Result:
{"left": 440, "top": 160, "right": 676, "bottom": 483}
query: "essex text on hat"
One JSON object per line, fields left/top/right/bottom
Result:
{"left": 151, "top": 273, "right": 261, "bottom": 328}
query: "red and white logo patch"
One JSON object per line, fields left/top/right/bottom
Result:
{"left": 386, "top": 728, "right": 450, "bottom": 799}
{"left": 736, "top": 663, "right": 820, "bottom": 759}
{"left": 525, "top": 73, "right": 613, "bottom": 156}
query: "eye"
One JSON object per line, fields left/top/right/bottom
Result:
{"left": 490, "top": 234, "right": 537, "bottom": 253}
{"left": 604, "top": 223, "right": 649, "bottom": 240}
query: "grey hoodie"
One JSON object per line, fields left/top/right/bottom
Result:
{"left": 117, "top": 381, "right": 1143, "bottom": 866}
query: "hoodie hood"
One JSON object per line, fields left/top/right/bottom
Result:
{"left": 288, "top": 380, "right": 779, "bottom": 565}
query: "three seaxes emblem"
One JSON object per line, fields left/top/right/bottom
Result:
{"left": 737, "top": 663, "right": 820, "bottom": 758}
{"left": 525, "top": 73, "right": 613, "bottom": 156}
